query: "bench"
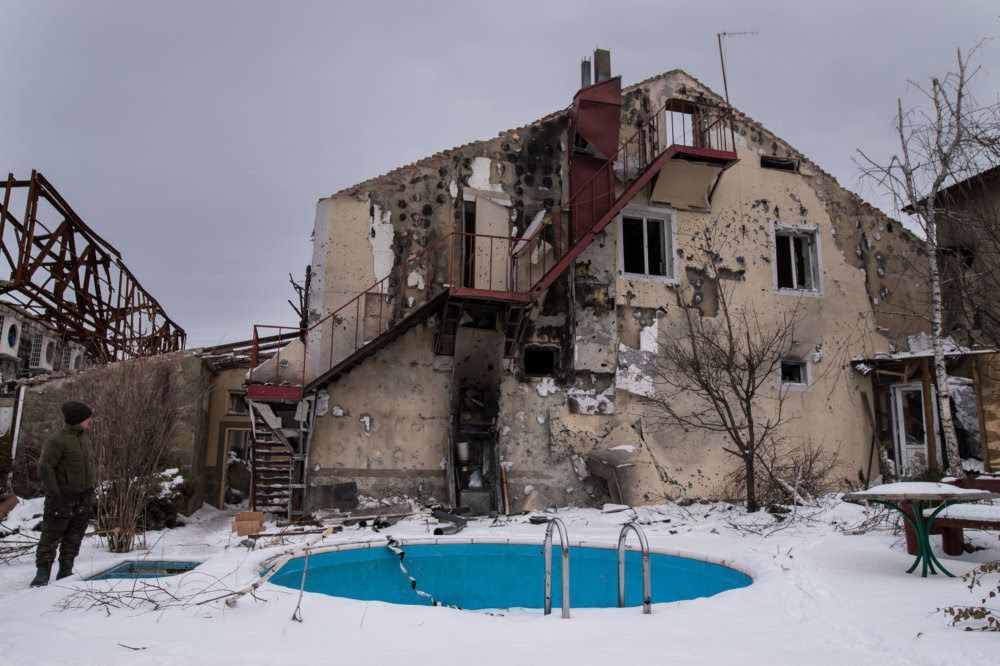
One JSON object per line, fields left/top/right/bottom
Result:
{"left": 903, "top": 477, "right": 1000, "bottom": 556}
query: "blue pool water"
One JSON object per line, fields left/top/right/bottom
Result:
{"left": 269, "top": 543, "right": 751, "bottom": 610}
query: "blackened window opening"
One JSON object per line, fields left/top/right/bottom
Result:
{"left": 523, "top": 347, "right": 557, "bottom": 376}
{"left": 463, "top": 202, "right": 476, "bottom": 287}
{"left": 646, "top": 218, "right": 666, "bottom": 276}
{"left": 760, "top": 155, "right": 799, "bottom": 172}
{"left": 775, "top": 230, "right": 816, "bottom": 291}
{"left": 622, "top": 217, "right": 646, "bottom": 274}
{"left": 622, "top": 215, "right": 670, "bottom": 278}
{"left": 780, "top": 360, "right": 806, "bottom": 385}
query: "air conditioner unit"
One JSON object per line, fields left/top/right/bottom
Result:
{"left": 29, "top": 333, "right": 57, "bottom": 372}
{"left": 0, "top": 314, "right": 22, "bottom": 358}
{"left": 61, "top": 342, "right": 87, "bottom": 372}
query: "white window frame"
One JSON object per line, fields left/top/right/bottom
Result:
{"left": 779, "top": 358, "right": 810, "bottom": 390}
{"left": 617, "top": 206, "right": 679, "bottom": 284}
{"left": 771, "top": 221, "right": 823, "bottom": 297}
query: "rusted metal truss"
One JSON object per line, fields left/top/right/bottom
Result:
{"left": 0, "top": 170, "right": 185, "bottom": 361}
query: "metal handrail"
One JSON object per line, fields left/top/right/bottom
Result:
{"left": 543, "top": 517, "right": 570, "bottom": 618}
{"left": 617, "top": 522, "right": 651, "bottom": 614}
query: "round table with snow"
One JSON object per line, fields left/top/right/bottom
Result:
{"left": 844, "top": 482, "right": 1000, "bottom": 578}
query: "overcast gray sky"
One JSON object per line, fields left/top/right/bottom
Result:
{"left": 2, "top": 1, "right": 997, "bottom": 347}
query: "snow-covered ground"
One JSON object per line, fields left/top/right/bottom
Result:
{"left": 1, "top": 496, "right": 998, "bottom": 665}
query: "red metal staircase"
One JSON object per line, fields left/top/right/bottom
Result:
{"left": 248, "top": 79, "right": 738, "bottom": 399}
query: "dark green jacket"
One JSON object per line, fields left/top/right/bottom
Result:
{"left": 37, "top": 425, "right": 95, "bottom": 496}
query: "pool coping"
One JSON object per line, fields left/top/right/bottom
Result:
{"left": 270, "top": 535, "right": 756, "bottom": 582}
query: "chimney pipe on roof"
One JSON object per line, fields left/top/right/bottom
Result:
{"left": 580, "top": 57, "right": 592, "bottom": 88}
{"left": 593, "top": 48, "right": 611, "bottom": 83}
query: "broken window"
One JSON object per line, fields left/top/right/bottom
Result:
{"left": 523, "top": 346, "right": 557, "bottom": 376}
{"left": 780, "top": 360, "right": 808, "bottom": 386}
{"left": 760, "top": 155, "right": 799, "bottom": 172}
{"left": 774, "top": 228, "right": 819, "bottom": 291}
{"left": 620, "top": 214, "right": 672, "bottom": 279}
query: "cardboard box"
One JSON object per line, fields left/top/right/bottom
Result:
{"left": 232, "top": 511, "right": 264, "bottom": 536}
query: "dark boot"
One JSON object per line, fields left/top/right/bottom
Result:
{"left": 30, "top": 563, "right": 52, "bottom": 587}
{"left": 56, "top": 560, "right": 74, "bottom": 580}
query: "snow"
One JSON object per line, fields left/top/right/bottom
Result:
{"left": 851, "top": 481, "right": 992, "bottom": 497}
{"left": 928, "top": 502, "right": 1000, "bottom": 521}
{"left": 609, "top": 444, "right": 636, "bottom": 453}
{"left": 2, "top": 496, "right": 1000, "bottom": 664}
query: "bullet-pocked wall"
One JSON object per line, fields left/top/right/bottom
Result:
{"left": 304, "top": 67, "right": 930, "bottom": 509}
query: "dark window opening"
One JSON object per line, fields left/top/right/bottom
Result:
{"left": 774, "top": 230, "right": 817, "bottom": 291}
{"left": 622, "top": 215, "right": 671, "bottom": 278}
{"left": 761, "top": 155, "right": 799, "bottom": 172}
{"left": 646, "top": 218, "right": 666, "bottom": 276}
{"left": 780, "top": 360, "right": 807, "bottom": 385}
{"left": 523, "top": 347, "right": 557, "bottom": 376}
{"left": 463, "top": 201, "right": 476, "bottom": 287}
{"left": 622, "top": 217, "right": 645, "bottom": 274}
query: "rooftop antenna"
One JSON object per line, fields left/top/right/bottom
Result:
{"left": 716, "top": 31, "right": 758, "bottom": 105}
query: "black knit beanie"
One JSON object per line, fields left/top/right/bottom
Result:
{"left": 62, "top": 401, "right": 93, "bottom": 426}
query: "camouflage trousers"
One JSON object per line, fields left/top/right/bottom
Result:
{"left": 36, "top": 488, "right": 94, "bottom": 566}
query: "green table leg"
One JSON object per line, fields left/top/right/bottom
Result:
{"left": 870, "top": 499, "right": 956, "bottom": 578}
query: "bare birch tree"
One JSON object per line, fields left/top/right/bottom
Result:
{"left": 645, "top": 230, "right": 800, "bottom": 512}
{"left": 857, "top": 44, "right": 1000, "bottom": 475}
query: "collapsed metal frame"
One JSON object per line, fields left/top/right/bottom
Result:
{"left": 0, "top": 170, "right": 185, "bottom": 361}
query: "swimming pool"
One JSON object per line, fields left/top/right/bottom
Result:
{"left": 268, "top": 540, "right": 751, "bottom": 610}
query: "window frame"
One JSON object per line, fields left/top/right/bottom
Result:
{"left": 617, "top": 206, "right": 679, "bottom": 285}
{"left": 771, "top": 221, "right": 823, "bottom": 297}
{"left": 779, "top": 358, "right": 810, "bottom": 390}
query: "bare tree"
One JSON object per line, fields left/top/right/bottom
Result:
{"left": 645, "top": 229, "right": 801, "bottom": 512}
{"left": 91, "top": 362, "right": 178, "bottom": 552}
{"left": 857, "top": 44, "right": 1000, "bottom": 475}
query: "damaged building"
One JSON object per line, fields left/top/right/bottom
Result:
{"left": 242, "top": 51, "right": 987, "bottom": 517}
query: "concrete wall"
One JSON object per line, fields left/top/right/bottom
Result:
{"left": 11, "top": 352, "right": 213, "bottom": 512}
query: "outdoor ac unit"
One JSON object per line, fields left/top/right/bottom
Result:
{"left": 29, "top": 333, "right": 57, "bottom": 371}
{"left": 0, "top": 314, "right": 22, "bottom": 358}
{"left": 61, "top": 342, "right": 86, "bottom": 372}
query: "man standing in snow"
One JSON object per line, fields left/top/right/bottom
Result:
{"left": 30, "top": 402, "right": 96, "bottom": 587}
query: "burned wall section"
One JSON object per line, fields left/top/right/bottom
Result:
{"left": 306, "top": 112, "right": 573, "bottom": 508}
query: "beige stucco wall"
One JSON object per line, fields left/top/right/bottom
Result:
{"left": 306, "top": 324, "right": 452, "bottom": 506}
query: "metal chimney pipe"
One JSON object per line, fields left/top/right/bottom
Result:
{"left": 594, "top": 48, "right": 611, "bottom": 83}
{"left": 580, "top": 57, "right": 592, "bottom": 88}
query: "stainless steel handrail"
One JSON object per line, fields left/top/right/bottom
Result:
{"left": 617, "top": 522, "right": 651, "bottom": 614}
{"left": 543, "top": 517, "right": 570, "bottom": 618}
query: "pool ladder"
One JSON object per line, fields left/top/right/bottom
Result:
{"left": 618, "top": 522, "right": 652, "bottom": 614}
{"left": 541, "top": 519, "right": 652, "bottom": 618}
{"left": 543, "top": 517, "right": 571, "bottom": 618}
